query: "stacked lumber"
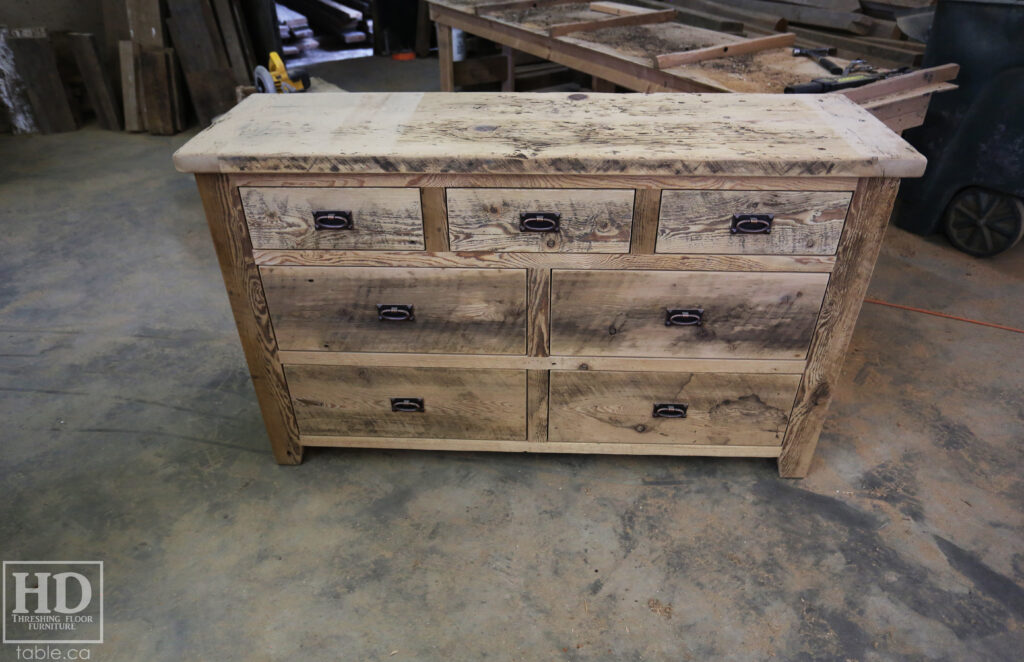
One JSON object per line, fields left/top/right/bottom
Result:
{"left": 276, "top": 4, "right": 320, "bottom": 58}
{"left": 278, "top": 0, "right": 371, "bottom": 50}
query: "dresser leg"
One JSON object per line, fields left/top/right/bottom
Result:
{"left": 778, "top": 178, "right": 900, "bottom": 478}
{"left": 195, "top": 174, "right": 304, "bottom": 465}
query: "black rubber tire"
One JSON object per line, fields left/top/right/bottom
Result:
{"left": 942, "top": 186, "right": 1024, "bottom": 257}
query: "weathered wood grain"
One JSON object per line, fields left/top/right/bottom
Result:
{"left": 655, "top": 32, "right": 795, "bottom": 69}
{"left": 629, "top": 188, "right": 661, "bottom": 254}
{"left": 446, "top": 188, "right": 633, "bottom": 252}
{"left": 527, "top": 369, "right": 550, "bottom": 441}
{"left": 195, "top": 175, "right": 303, "bottom": 464}
{"left": 261, "top": 266, "right": 528, "bottom": 354}
{"left": 657, "top": 190, "right": 852, "bottom": 255}
{"left": 286, "top": 365, "right": 527, "bottom": 440}
{"left": 436, "top": 22, "right": 454, "bottom": 91}
{"left": 527, "top": 268, "right": 551, "bottom": 356}
{"left": 778, "top": 178, "right": 900, "bottom": 478}
{"left": 302, "top": 434, "right": 782, "bottom": 457}
{"left": 69, "top": 33, "right": 122, "bottom": 131}
{"left": 172, "top": 92, "right": 927, "bottom": 178}
{"left": 253, "top": 249, "right": 838, "bottom": 273}
{"left": 549, "top": 370, "right": 800, "bottom": 445}
{"left": 239, "top": 187, "right": 424, "bottom": 250}
{"left": 547, "top": 9, "right": 676, "bottom": 37}
{"left": 119, "top": 41, "right": 143, "bottom": 132}
{"left": 550, "top": 269, "right": 829, "bottom": 359}
{"left": 420, "top": 187, "right": 450, "bottom": 251}
{"left": 279, "top": 351, "right": 807, "bottom": 373}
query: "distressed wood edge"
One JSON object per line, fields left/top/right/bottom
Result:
{"left": 629, "top": 188, "right": 660, "bottom": 254}
{"left": 278, "top": 351, "right": 808, "bottom": 374}
{"left": 228, "top": 174, "right": 862, "bottom": 191}
{"left": 420, "top": 187, "right": 450, "bottom": 251}
{"left": 527, "top": 370, "right": 550, "bottom": 441}
{"left": 195, "top": 174, "right": 303, "bottom": 464}
{"left": 656, "top": 33, "right": 795, "bottom": 69}
{"left": 253, "top": 249, "right": 837, "bottom": 273}
{"left": 778, "top": 177, "right": 900, "bottom": 478}
{"left": 302, "top": 435, "right": 782, "bottom": 457}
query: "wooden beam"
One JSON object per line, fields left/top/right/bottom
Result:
{"left": 69, "top": 33, "right": 123, "bottom": 130}
{"left": 655, "top": 32, "right": 795, "bottom": 69}
{"left": 119, "top": 41, "right": 144, "bottom": 132}
{"left": 839, "top": 63, "right": 959, "bottom": 104}
{"left": 548, "top": 9, "right": 677, "bottom": 36}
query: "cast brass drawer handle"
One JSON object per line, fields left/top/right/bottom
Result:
{"left": 519, "top": 211, "right": 561, "bottom": 233}
{"left": 653, "top": 403, "right": 688, "bottom": 418}
{"left": 391, "top": 398, "right": 424, "bottom": 413}
{"left": 731, "top": 213, "right": 774, "bottom": 234}
{"left": 313, "top": 210, "right": 354, "bottom": 230}
{"left": 377, "top": 304, "right": 415, "bottom": 322}
{"left": 665, "top": 308, "right": 704, "bottom": 327}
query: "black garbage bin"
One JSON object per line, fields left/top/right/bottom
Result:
{"left": 893, "top": 0, "right": 1024, "bottom": 257}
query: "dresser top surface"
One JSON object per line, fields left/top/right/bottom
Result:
{"left": 173, "top": 92, "right": 926, "bottom": 178}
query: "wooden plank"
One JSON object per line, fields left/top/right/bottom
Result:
{"left": 172, "top": 92, "right": 928, "bottom": 178}
{"left": 715, "top": 0, "right": 873, "bottom": 34}
{"left": 165, "top": 48, "right": 187, "bottom": 132}
{"left": 436, "top": 22, "right": 454, "bottom": 91}
{"left": 126, "top": 0, "right": 165, "bottom": 49}
{"left": 6, "top": 28, "right": 77, "bottom": 133}
{"left": 253, "top": 249, "right": 838, "bottom": 273}
{"left": 69, "top": 33, "right": 122, "bottom": 130}
{"left": 591, "top": 75, "right": 616, "bottom": 91}
{"left": 420, "top": 188, "right": 450, "bottom": 252}
{"left": 239, "top": 187, "right": 425, "bottom": 250}
{"left": 476, "top": 0, "right": 578, "bottom": 15}
{"left": 211, "top": 0, "right": 251, "bottom": 84}
{"left": 656, "top": 190, "right": 852, "bottom": 256}
{"left": 303, "top": 434, "right": 783, "bottom": 457}
{"left": 229, "top": 0, "right": 257, "bottom": 73}
{"left": 285, "top": 365, "right": 528, "bottom": 440}
{"left": 775, "top": 0, "right": 860, "bottom": 11}
{"left": 260, "top": 266, "right": 528, "bottom": 354}
{"left": 655, "top": 32, "right": 795, "bottom": 69}
{"left": 838, "top": 64, "right": 959, "bottom": 105}
{"left": 670, "top": 0, "right": 789, "bottom": 31}
{"left": 548, "top": 9, "right": 677, "bottom": 37}
{"left": 527, "top": 370, "right": 550, "bottom": 441}
{"left": 549, "top": 269, "right": 829, "bottom": 359}
{"left": 119, "top": 41, "right": 144, "bottom": 132}
{"left": 277, "top": 351, "right": 809, "bottom": 374}
{"left": 549, "top": 370, "right": 800, "bottom": 445}
{"left": 138, "top": 47, "right": 176, "bottom": 134}
{"left": 629, "top": 188, "right": 661, "bottom": 254}
{"left": 166, "top": 1, "right": 236, "bottom": 125}
{"left": 194, "top": 174, "right": 303, "bottom": 464}
{"left": 778, "top": 178, "right": 900, "bottom": 478}
{"left": 590, "top": 1, "right": 656, "bottom": 16}
{"left": 527, "top": 268, "right": 551, "bottom": 357}
{"left": 0, "top": 26, "right": 40, "bottom": 133}
{"left": 446, "top": 188, "right": 634, "bottom": 253}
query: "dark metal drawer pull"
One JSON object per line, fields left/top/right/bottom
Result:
{"left": 665, "top": 308, "right": 704, "bottom": 327}
{"left": 377, "top": 304, "right": 414, "bottom": 322}
{"left": 653, "top": 403, "right": 688, "bottom": 418}
{"left": 519, "top": 212, "right": 561, "bottom": 233}
{"left": 391, "top": 398, "right": 424, "bottom": 413}
{"left": 313, "top": 210, "right": 353, "bottom": 230}
{"left": 731, "top": 213, "right": 774, "bottom": 234}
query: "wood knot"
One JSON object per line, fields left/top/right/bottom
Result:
{"left": 608, "top": 326, "right": 618, "bottom": 335}
{"left": 578, "top": 363, "right": 589, "bottom": 370}
{"left": 634, "top": 424, "right": 646, "bottom": 433}
{"left": 568, "top": 93, "right": 588, "bottom": 101}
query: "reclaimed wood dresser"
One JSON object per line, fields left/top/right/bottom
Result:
{"left": 173, "top": 92, "right": 925, "bottom": 477}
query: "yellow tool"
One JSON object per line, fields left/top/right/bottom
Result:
{"left": 253, "top": 52, "right": 310, "bottom": 93}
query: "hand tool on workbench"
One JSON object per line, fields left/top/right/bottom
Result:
{"left": 792, "top": 47, "right": 843, "bottom": 75}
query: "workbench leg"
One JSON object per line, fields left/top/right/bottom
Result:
{"left": 195, "top": 174, "right": 304, "bottom": 465}
{"left": 502, "top": 45, "right": 515, "bottom": 92}
{"left": 591, "top": 76, "right": 616, "bottom": 92}
{"left": 436, "top": 22, "right": 454, "bottom": 92}
{"left": 778, "top": 178, "right": 900, "bottom": 478}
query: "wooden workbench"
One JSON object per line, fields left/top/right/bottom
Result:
{"left": 427, "top": 0, "right": 957, "bottom": 132}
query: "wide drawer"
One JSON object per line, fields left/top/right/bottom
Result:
{"left": 549, "top": 269, "right": 828, "bottom": 359}
{"left": 286, "top": 365, "right": 527, "bottom": 440}
{"left": 262, "top": 266, "right": 527, "bottom": 354}
{"left": 657, "top": 190, "right": 852, "bottom": 255}
{"left": 549, "top": 371, "right": 800, "bottom": 446}
{"left": 446, "top": 188, "right": 634, "bottom": 252}
{"left": 240, "top": 187, "right": 424, "bottom": 250}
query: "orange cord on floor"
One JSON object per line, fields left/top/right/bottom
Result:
{"left": 864, "top": 298, "right": 1024, "bottom": 335}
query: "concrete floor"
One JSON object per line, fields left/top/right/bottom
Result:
{"left": 2, "top": 58, "right": 1023, "bottom": 661}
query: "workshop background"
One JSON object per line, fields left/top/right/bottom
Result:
{"left": 1, "top": 0, "right": 1022, "bottom": 660}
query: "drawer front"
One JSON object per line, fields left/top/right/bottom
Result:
{"left": 240, "top": 187, "right": 424, "bottom": 250}
{"left": 549, "top": 269, "right": 828, "bottom": 359}
{"left": 549, "top": 371, "right": 800, "bottom": 446}
{"left": 657, "top": 190, "right": 851, "bottom": 255}
{"left": 446, "top": 188, "right": 634, "bottom": 252}
{"left": 287, "top": 365, "right": 527, "bottom": 440}
{"left": 262, "top": 266, "right": 527, "bottom": 354}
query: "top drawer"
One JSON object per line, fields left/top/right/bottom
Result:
{"left": 446, "top": 188, "right": 634, "bottom": 252}
{"left": 657, "top": 190, "right": 852, "bottom": 255}
{"left": 240, "top": 187, "right": 424, "bottom": 250}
